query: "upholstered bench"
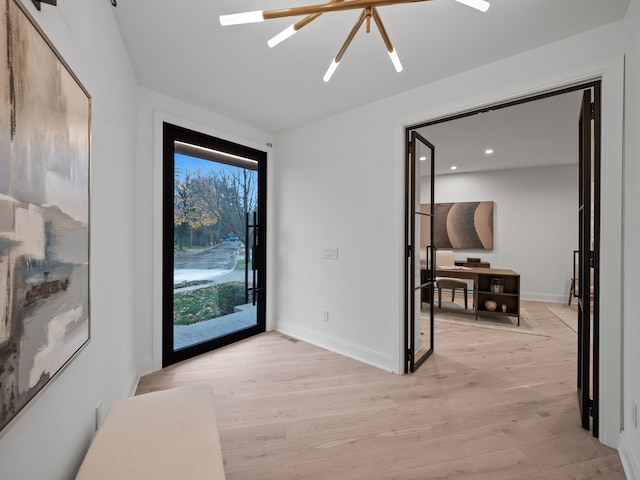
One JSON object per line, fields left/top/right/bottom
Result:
{"left": 76, "top": 385, "right": 225, "bottom": 480}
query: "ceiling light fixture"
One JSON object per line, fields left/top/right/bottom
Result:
{"left": 485, "top": 148, "right": 494, "bottom": 154}
{"left": 450, "top": 165, "right": 457, "bottom": 170}
{"left": 220, "top": 0, "right": 490, "bottom": 81}
{"left": 31, "top": 0, "right": 56, "bottom": 10}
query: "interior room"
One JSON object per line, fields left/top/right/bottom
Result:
{"left": 418, "top": 90, "right": 583, "bottom": 304}
{"left": 1, "top": 0, "right": 639, "bottom": 478}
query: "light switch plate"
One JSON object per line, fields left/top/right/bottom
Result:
{"left": 322, "top": 248, "right": 338, "bottom": 260}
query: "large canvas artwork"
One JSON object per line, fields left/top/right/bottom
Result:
{"left": 421, "top": 201, "right": 493, "bottom": 250}
{"left": 1, "top": 0, "right": 91, "bottom": 437}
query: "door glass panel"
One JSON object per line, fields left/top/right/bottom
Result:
{"left": 407, "top": 131, "right": 435, "bottom": 372}
{"left": 172, "top": 153, "right": 258, "bottom": 351}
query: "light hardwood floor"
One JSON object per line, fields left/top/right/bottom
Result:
{"left": 136, "top": 300, "right": 625, "bottom": 479}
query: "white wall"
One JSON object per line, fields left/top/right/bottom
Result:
{"left": 0, "top": 3, "right": 635, "bottom": 479}
{"left": 430, "top": 165, "right": 578, "bottom": 303}
{"left": 134, "top": 88, "right": 275, "bottom": 374}
{"left": 273, "top": 104, "right": 400, "bottom": 369}
{"left": 620, "top": 0, "right": 640, "bottom": 477}
{"left": 273, "top": 19, "right": 625, "bottom": 449}
{"left": 0, "top": 1, "right": 139, "bottom": 479}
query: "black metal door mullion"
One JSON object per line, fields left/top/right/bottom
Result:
{"left": 252, "top": 211, "right": 258, "bottom": 306}
{"left": 591, "top": 82, "right": 601, "bottom": 438}
{"left": 245, "top": 211, "right": 260, "bottom": 306}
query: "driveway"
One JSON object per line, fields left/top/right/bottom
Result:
{"left": 173, "top": 241, "right": 248, "bottom": 288}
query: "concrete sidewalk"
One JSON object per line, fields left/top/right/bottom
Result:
{"left": 174, "top": 269, "right": 250, "bottom": 293}
{"left": 174, "top": 302, "right": 257, "bottom": 350}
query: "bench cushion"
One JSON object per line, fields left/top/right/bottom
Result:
{"left": 76, "top": 385, "right": 225, "bottom": 479}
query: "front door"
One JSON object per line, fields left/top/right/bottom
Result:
{"left": 577, "top": 85, "right": 600, "bottom": 436}
{"left": 406, "top": 130, "right": 435, "bottom": 372}
{"left": 162, "top": 123, "right": 267, "bottom": 367}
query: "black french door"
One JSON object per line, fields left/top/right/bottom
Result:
{"left": 405, "top": 130, "right": 435, "bottom": 373}
{"left": 162, "top": 123, "right": 267, "bottom": 367}
{"left": 577, "top": 85, "right": 600, "bottom": 436}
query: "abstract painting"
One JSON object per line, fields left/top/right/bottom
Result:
{"left": 1, "top": 0, "right": 91, "bottom": 437}
{"left": 422, "top": 201, "right": 493, "bottom": 250}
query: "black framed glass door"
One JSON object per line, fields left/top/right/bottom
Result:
{"left": 577, "top": 85, "right": 600, "bottom": 436}
{"left": 162, "top": 123, "right": 266, "bottom": 367}
{"left": 406, "top": 130, "right": 435, "bottom": 373}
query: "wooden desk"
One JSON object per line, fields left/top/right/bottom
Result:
{"left": 455, "top": 260, "right": 490, "bottom": 268}
{"left": 434, "top": 267, "right": 521, "bottom": 325}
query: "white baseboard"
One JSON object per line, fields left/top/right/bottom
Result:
{"left": 124, "top": 373, "right": 140, "bottom": 398}
{"left": 619, "top": 431, "right": 640, "bottom": 480}
{"left": 520, "top": 292, "right": 567, "bottom": 303}
{"left": 275, "top": 322, "right": 394, "bottom": 373}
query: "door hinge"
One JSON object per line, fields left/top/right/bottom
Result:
{"left": 590, "top": 102, "right": 596, "bottom": 119}
{"left": 407, "top": 245, "right": 412, "bottom": 258}
{"left": 407, "top": 350, "right": 412, "bottom": 362}
{"left": 589, "top": 398, "right": 594, "bottom": 417}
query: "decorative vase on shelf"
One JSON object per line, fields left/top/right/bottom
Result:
{"left": 484, "top": 299, "right": 497, "bottom": 312}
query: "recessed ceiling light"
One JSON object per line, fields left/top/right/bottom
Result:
{"left": 450, "top": 165, "right": 457, "bottom": 170}
{"left": 485, "top": 148, "right": 494, "bottom": 155}
{"left": 419, "top": 156, "right": 427, "bottom": 161}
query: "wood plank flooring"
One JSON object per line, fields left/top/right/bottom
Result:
{"left": 136, "top": 300, "right": 625, "bottom": 479}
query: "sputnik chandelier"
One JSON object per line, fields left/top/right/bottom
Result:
{"left": 220, "top": 0, "right": 490, "bottom": 81}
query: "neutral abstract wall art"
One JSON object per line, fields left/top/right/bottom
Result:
{"left": 1, "top": 0, "right": 91, "bottom": 437}
{"left": 421, "top": 201, "right": 494, "bottom": 250}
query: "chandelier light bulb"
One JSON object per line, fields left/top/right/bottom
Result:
{"left": 268, "top": 25, "right": 297, "bottom": 47}
{"left": 220, "top": 10, "right": 265, "bottom": 26}
{"left": 388, "top": 49, "right": 402, "bottom": 72}
{"left": 454, "top": 0, "right": 490, "bottom": 13}
{"left": 323, "top": 59, "right": 340, "bottom": 82}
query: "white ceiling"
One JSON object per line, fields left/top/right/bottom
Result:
{"left": 417, "top": 89, "right": 585, "bottom": 176}
{"left": 111, "top": 0, "right": 629, "bottom": 135}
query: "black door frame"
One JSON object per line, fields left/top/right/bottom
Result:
{"left": 577, "top": 85, "right": 601, "bottom": 436}
{"left": 404, "top": 130, "right": 436, "bottom": 373}
{"left": 161, "top": 122, "right": 267, "bottom": 367}
{"left": 404, "top": 81, "right": 601, "bottom": 435}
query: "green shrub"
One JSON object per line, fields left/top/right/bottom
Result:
{"left": 216, "top": 282, "right": 248, "bottom": 315}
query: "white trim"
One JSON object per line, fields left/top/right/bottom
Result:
{"left": 619, "top": 431, "right": 640, "bottom": 480}
{"left": 276, "top": 323, "right": 394, "bottom": 372}
{"left": 152, "top": 111, "right": 274, "bottom": 373}
{"left": 392, "top": 56, "right": 624, "bottom": 449}
{"left": 123, "top": 373, "right": 140, "bottom": 399}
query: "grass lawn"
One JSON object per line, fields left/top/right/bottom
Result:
{"left": 173, "top": 286, "right": 220, "bottom": 325}
{"left": 173, "top": 282, "right": 248, "bottom": 325}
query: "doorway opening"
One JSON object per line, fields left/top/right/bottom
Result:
{"left": 162, "top": 123, "right": 267, "bottom": 367}
{"left": 404, "top": 81, "right": 601, "bottom": 436}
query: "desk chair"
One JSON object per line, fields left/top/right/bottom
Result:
{"left": 435, "top": 250, "right": 468, "bottom": 310}
{"left": 437, "top": 278, "right": 468, "bottom": 309}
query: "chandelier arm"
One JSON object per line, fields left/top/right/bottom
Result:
{"left": 262, "top": 0, "right": 430, "bottom": 21}
{"left": 293, "top": 0, "right": 346, "bottom": 31}
{"left": 371, "top": 7, "right": 393, "bottom": 53}
{"left": 334, "top": 9, "right": 368, "bottom": 63}
{"left": 293, "top": 12, "right": 322, "bottom": 30}
{"left": 372, "top": 7, "right": 403, "bottom": 71}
